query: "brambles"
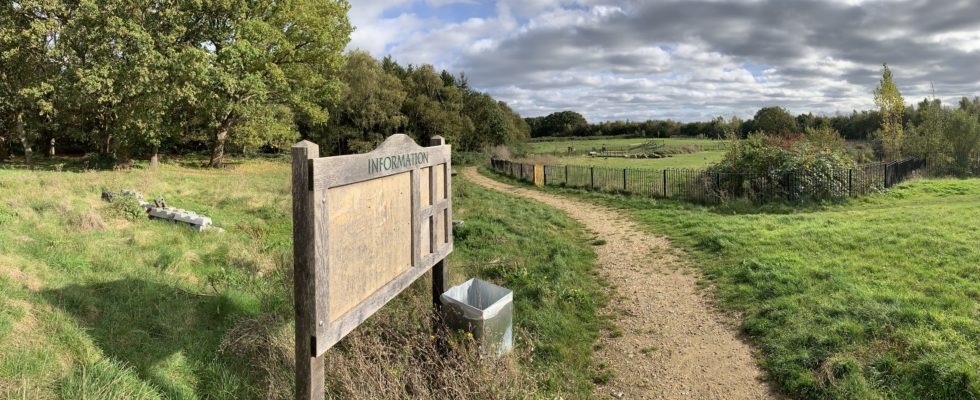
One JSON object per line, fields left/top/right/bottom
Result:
{"left": 107, "top": 194, "right": 146, "bottom": 222}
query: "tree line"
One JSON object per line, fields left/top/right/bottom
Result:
{"left": 0, "top": 1, "right": 528, "bottom": 169}
{"left": 329, "top": 52, "right": 528, "bottom": 156}
{"left": 525, "top": 108, "right": 884, "bottom": 141}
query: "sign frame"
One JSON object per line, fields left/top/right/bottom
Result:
{"left": 291, "top": 135, "right": 453, "bottom": 400}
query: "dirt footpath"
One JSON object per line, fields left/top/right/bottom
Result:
{"left": 463, "top": 168, "right": 776, "bottom": 399}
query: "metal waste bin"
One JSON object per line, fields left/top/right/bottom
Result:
{"left": 440, "top": 278, "right": 513, "bottom": 356}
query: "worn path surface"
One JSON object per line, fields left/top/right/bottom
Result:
{"left": 463, "top": 167, "right": 776, "bottom": 400}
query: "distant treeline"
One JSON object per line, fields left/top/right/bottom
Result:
{"left": 0, "top": 1, "right": 527, "bottom": 168}
{"left": 526, "top": 107, "right": 900, "bottom": 141}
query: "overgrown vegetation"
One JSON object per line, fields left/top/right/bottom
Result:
{"left": 705, "top": 129, "right": 857, "bottom": 200}
{"left": 906, "top": 98, "right": 980, "bottom": 177}
{"left": 504, "top": 171, "right": 980, "bottom": 399}
{"left": 0, "top": 159, "right": 604, "bottom": 398}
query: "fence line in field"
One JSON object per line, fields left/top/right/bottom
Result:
{"left": 490, "top": 158, "right": 925, "bottom": 204}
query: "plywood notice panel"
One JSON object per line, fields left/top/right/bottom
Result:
{"left": 326, "top": 172, "right": 412, "bottom": 321}
{"left": 293, "top": 134, "right": 453, "bottom": 358}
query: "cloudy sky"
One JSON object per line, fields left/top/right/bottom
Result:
{"left": 348, "top": 0, "right": 980, "bottom": 122}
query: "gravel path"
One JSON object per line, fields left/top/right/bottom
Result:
{"left": 463, "top": 167, "right": 777, "bottom": 399}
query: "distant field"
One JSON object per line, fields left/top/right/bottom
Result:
{"left": 525, "top": 137, "right": 724, "bottom": 154}
{"left": 528, "top": 177, "right": 980, "bottom": 399}
{"left": 520, "top": 150, "right": 727, "bottom": 170}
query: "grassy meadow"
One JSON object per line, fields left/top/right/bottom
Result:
{"left": 525, "top": 137, "right": 723, "bottom": 154}
{"left": 487, "top": 167, "right": 980, "bottom": 399}
{"left": 527, "top": 151, "right": 727, "bottom": 170}
{"left": 516, "top": 136, "right": 727, "bottom": 170}
{"left": 0, "top": 158, "right": 606, "bottom": 399}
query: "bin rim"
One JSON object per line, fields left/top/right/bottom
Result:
{"left": 440, "top": 278, "right": 513, "bottom": 319}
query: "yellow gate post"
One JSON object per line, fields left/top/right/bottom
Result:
{"left": 533, "top": 164, "right": 545, "bottom": 186}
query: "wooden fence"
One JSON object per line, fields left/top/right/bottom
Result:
{"left": 490, "top": 158, "right": 926, "bottom": 204}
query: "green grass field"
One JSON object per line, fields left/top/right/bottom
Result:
{"left": 525, "top": 137, "right": 723, "bottom": 154}
{"left": 497, "top": 170, "right": 980, "bottom": 399}
{"left": 0, "top": 158, "right": 605, "bottom": 399}
{"left": 535, "top": 151, "right": 727, "bottom": 170}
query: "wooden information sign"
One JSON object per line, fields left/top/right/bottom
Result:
{"left": 291, "top": 135, "right": 453, "bottom": 399}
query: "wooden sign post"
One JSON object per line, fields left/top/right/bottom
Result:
{"left": 291, "top": 135, "right": 453, "bottom": 400}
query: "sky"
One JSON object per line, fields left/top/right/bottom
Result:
{"left": 348, "top": 0, "right": 980, "bottom": 122}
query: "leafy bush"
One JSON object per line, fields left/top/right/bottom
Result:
{"left": 108, "top": 194, "right": 146, "bottom": 221}
{"left": 906, "top": 105, "right": 980, "bottom": 177}
{"left": 710, "top": 130, "right": 854, "bottom": 201}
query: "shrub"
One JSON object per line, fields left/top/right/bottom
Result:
{"left": 108, "top": 194, "right": 146, "bottom": 221}
{"left": 906, "top": 104, "right": 980, "bottom": 177}
{"left": 710, "top": 131, "right": 854, "bottom": 201}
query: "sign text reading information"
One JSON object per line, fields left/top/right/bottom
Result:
{"left": 368, "top": 152, "right": 430, "bottom": 174}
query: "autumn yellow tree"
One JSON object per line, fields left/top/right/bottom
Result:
{"left": 874, "top": 63, "right": 906, "bottom": 160}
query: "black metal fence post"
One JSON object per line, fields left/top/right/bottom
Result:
{"left": 848, "top": 168, "right": 853, "bottom": 197}
{"left": 623, "top": 168, "right": 628, "bottom": 192}
{"left": 590, "top": 167, "right": 595, "bottom": 190}
{"left": 884, "top": 163, "right": 889, "bottom": 188}
{"left": 565, "top": 165, "right": 569, "bottom": 186}
{"left": 663, "top": 170, "right": 668, "bottom": 198}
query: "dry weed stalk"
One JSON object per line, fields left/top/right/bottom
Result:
{"left": 222, "top": 296, "right": 538, "bottom": 399}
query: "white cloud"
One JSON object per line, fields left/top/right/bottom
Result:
{"left": 426, "top": 0, "right": 478, "bottom": 5}
{"left": 350, "top": 0, "right": 980, "bottom": 121}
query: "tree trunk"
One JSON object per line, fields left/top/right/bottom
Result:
{"left": 47, "top": 137, "right": 56, "bottom": 158}
{"left": 0, "top": 135, "right": 8, "bottom": 160}
{"left": 16, "top": 112, "right": 32, "bottom": 169}
{"left": 209, "top": 128, "right": 228, "bottom": 167}
{"left": 149, "top": 145, "right": 160, "bottom": 170}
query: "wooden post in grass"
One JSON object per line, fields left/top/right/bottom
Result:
{"left": 292, "top": 135, "right": 454, "bottom": 400}
{"left": 533, "top": 164, "right": 545, "bottom": 186}
{"left": 292, "top": 141, "right": 324, "bottom": 400}
{"left": 430, "top": 136, "right": 448, "bottom": 311}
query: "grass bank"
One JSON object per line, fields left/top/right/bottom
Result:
{"left": 485, "top": 167, "right": 979, "bottom": 399}
{"left": 0, "top": 158, "right": 605, "bottom": 398}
